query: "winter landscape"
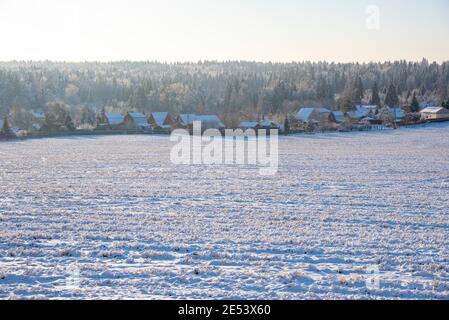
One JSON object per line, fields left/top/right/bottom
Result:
{"left": 1, "top": 0, "right": 449, "bottom": 302}
{"left": 0, "top": 122, "right": 448, "bottom": 299}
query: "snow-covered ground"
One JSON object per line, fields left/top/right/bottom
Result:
{"left": 0, "top": 123, "right": 448, "bottom": 300}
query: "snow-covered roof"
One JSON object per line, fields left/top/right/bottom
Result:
{"left": 332, "top": 111, "right": 346, "bottom": 123}
{"left": 239, "top": 120, "right": 280, "bottom": 129}
{"left": 346, "top": 106, "right": 373, "bottom": 119}
{"left": 420, "top": 107, "right": 447, "bottom": 114}
{"left": 151, "top": 112, "right": 170, "bottom": 128}
{"left": 239, "top": 121, "right": 259, "bottom": 128}
{"left": 127, "top": 112, "right": 150, "bottom": 127}
{"left": 105, "top": 113, "right": 124, "bottom": 125}
{"left": 295, "top": 107, "right": 331, "bottom": 122}
{"left": 194, "top": 115, "right": 225, "bottom": 128}
{"left": 259, "top": 120, "right": 279, "bottom": 128}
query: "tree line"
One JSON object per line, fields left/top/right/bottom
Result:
{"left": 0, "top": 59, "right": 448, "bottom": 128}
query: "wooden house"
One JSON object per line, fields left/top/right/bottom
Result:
{"left": 123, "top": 112, "right": 151, "bottom": 131}
{"left": 148, "top": 112, "right": 174, "bottom": 132}
{"left": 97, "top": 112, "right": 125, "bottom": 130}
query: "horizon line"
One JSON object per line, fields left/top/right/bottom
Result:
{"left": 0, "top": 58, "right": 448, "bottom": 65}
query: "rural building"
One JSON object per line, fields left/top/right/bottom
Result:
{"left": 295, "top": 107, "right": 333, "bottom": 124}
{"left": 97, "top": 112, "right": 125, "bottom": 130}
{"left": 29, "top": 111, "right": 46, "bottom": 132}
{"left": 190, "top": 115, "right": 225, "bottom": 131}
{"left": 378, "top": 107, "right": 406, "bottom": 122}
{"left": 149, "top": 112, "right": 174, "bottom": 132}
{"left": 238, "top": 120, "right": 280, "bottom": 131}
{"left": 123, "top": 112, "right": 151, "bottom": 131}
{"left": 420, "top": 107, "right": 449, "bottom": 121}
{"left": 346, "top": 105, "right": 377, "bottom": 121}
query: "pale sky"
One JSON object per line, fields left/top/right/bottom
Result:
{"left": 0, "top": 0, "right": 448, "bottom": 63}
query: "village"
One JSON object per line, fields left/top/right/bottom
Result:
{"left": 1, "top": 102, "right": 449, "bottom": 140}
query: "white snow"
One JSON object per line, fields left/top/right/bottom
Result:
{"left": 0, "top": 123, "right": 448, "bottom": 300}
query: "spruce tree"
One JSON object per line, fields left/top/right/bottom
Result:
{"left": 352, "top": 76, "right": 364, "bottom": 105}
{"left": 370, "top": 81, "right": 381, "bottom": 106}
{"left": 410, "top": 92, "right": 420, "bottom": 112}
{"left": 385, "top": 83, "right": 399, "bottom": 107}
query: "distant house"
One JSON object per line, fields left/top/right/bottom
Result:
{"left": 148, "top": 112, "right": 174, "bottom": 132}
{"left": 378, "top": 107, "right": 406, "bottom": 122}
{"left": 295, "top": 107, "right": 333, "bottom": 124}
{"left": 191, "top": 115, "right": 225, "bottom": 131}
{"left": 98, "top": 112, "right": 125, "bottom": 130}
{"left": 123, "top": 112, "right": 151, "bottom": 131}
{"left": 29, "top": 111, "right": 46, "bottom": 132}
{"left": 346, "top": 105, "right": 376, "bottom": 121}
{"left": 420, "top": 107, "right": 449, "bottom": 121}
{"left": 238, "top": 120, "right": 280, "bottom": 131}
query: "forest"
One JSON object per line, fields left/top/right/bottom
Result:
{"left": 0, "top": 59, "right": 448, "bottom": 127}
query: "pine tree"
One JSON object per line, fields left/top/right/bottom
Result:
{"left": 352, "top": 76, "right": 364, "bottom": 105}
{"left": 410, "top": 92, "right": 420, "bottom": 112}
{"left": 369, "top": 81, "right": 381, "bottom": 106}
{"left": 385, "top": 83, "right": 399, "bottom": 107}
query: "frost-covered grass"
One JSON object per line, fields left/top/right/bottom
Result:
{"left": 0, "top": 123, "right": 448, "bottom": 300}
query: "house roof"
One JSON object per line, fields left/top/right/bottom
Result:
{"left": 332, "top": 111, "right": 346, "bottom": 123}
{"left": 420, "top": 107, "right": 447, "bottom": 114}
{"left": 194, "top": 115, "right": 225, "bottom": 128}
{"left": 239, "top": 120, "right": 279, "bottom": 129}
{"left": 259, "top": 120, "right": 280, "bottom": 128}
{"left": 296, "top": 107, "right": 331, "bottom": 122}
{"left": 105, "top": 113, "right": 124, "bottom": 125}
{"left": 127, "top": 112, "right": 150, "bottom": 127}
{"left": 239, "top": 121, "right": 259, "bottom": 128}
{"left": 151, "top": 112, "right": 170, "bottom": 128}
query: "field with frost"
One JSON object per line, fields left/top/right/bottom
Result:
{"left": 0, "top": 123, "right": 448, "bottom": 300}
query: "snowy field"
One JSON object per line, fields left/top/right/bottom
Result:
{"left": 0, "top": 123, "right": 448, "bottom": 300}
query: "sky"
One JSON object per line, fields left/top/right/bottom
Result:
{"left": 0, "top": 0, "right": 448, "bottom": 63}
